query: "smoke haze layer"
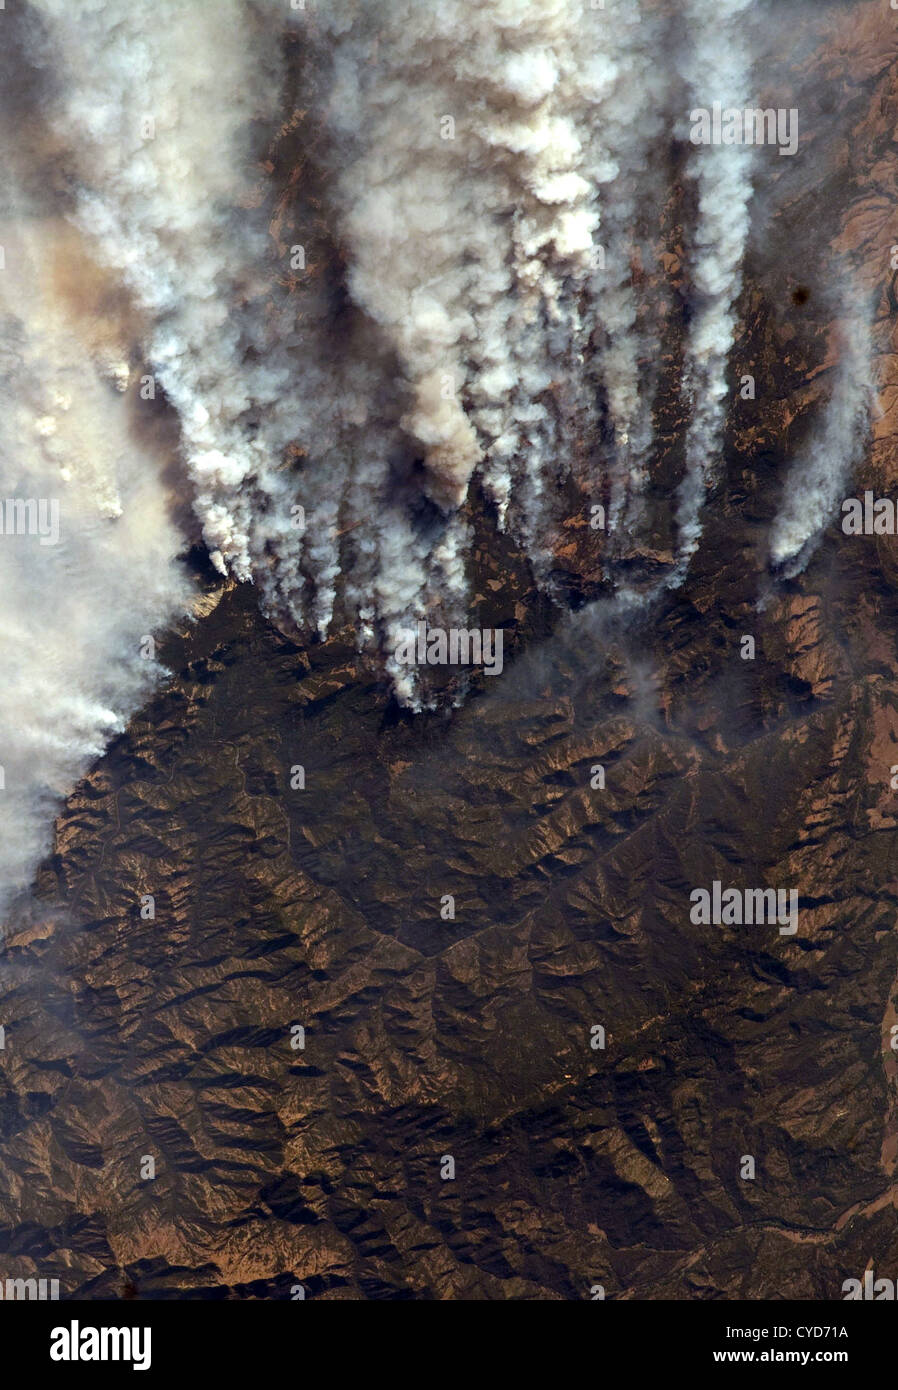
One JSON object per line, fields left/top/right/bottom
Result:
{"left": 0, "top": 0, "right": 876, "bottom": 908}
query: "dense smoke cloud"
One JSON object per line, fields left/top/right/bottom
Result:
{"left": 315, "top": 0, "right": 667, "bottom": 545}
{"left": 0, "top": 181, "right": 189, "bottom": 910}
{"left": 27, "top": 0, "right": 681, "bottom": 695}
{"left": 0, "top": 0, "right": 875, "bottom": 906}
{"left": 31, "top": 0, "right": 762, "bottom": 638}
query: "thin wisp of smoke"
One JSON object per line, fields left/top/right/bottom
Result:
{"left": 768, "top": 303, "right": 874, "bottom": 576}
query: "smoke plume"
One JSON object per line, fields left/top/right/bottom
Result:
{"left": 0, "top": 0, "right": 875, "bottom": 909}
{"left": 673, "top": 0, "right": 755, "bottom": 579}
{"left": 768, "top": 304, "right": 874, "bottom": 576}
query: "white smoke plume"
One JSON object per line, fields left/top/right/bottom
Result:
{"left": 768, "top": 305, "right": 874, "bottom": 576}
{"left": 0, "top": 181, "right": 190, "bottom": 912}
{"left": 673, "top": 0, "right": 755, "bottom": 578}
{"left": 322, "top": 0, "right": 595, "bottom": 525}
{"left": 583, "top": 2, "right": 672, "bottom": 535}
{"left": 39, "top": 1, "right": 673, "bottom": 597}
{"left": 27, "top": 0, "right": 290, "bottom": 581}
{"left": 306, "top": 0, "right": 664, "bottom": 565}
{"left": 23, "top": 0, "right": 674, "bottom": 693}
{"left": 0, "top": 0, "right": 871, "bottom": 911}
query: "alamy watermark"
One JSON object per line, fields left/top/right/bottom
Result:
{"left": 841, "top": 492, "right": 898, "bottom": 535}
{"left": 0, "top": 1275, "right": 60, "bottom": 1299}
{"left": 689, "top": 103, "right": 798, "bottom": 157}
{"left": 843, "top": 1271, "right": 898, "bottom": 1300}
{"left": 0, "top": 497, "right": 59, "bottom": 546}
{"left": 394, "top": 620, "right": 504, "bottom": 676}
{"left": 50, "top": 1321, "right": 151, "bottom": 1371}
{"left": 689, "top": 881, "right": 798, "bottom": 936}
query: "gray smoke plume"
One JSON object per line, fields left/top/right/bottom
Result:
{"left": 768, "top": 305, "right": 874, "bottom": 576}
{"left": 26, "top": 0, "right": 677, "bottom": 691}
{"left": 306, "top": 0, "right": 668, "bottom": 569}
{"left": 0, "top": 0, "right": 873, "bottom": 911}
{"left": 0, "top": 169, "right": 189, "bottom": 912}
{"left": 673, "top": 0, "right": 755, "bottom": 579}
